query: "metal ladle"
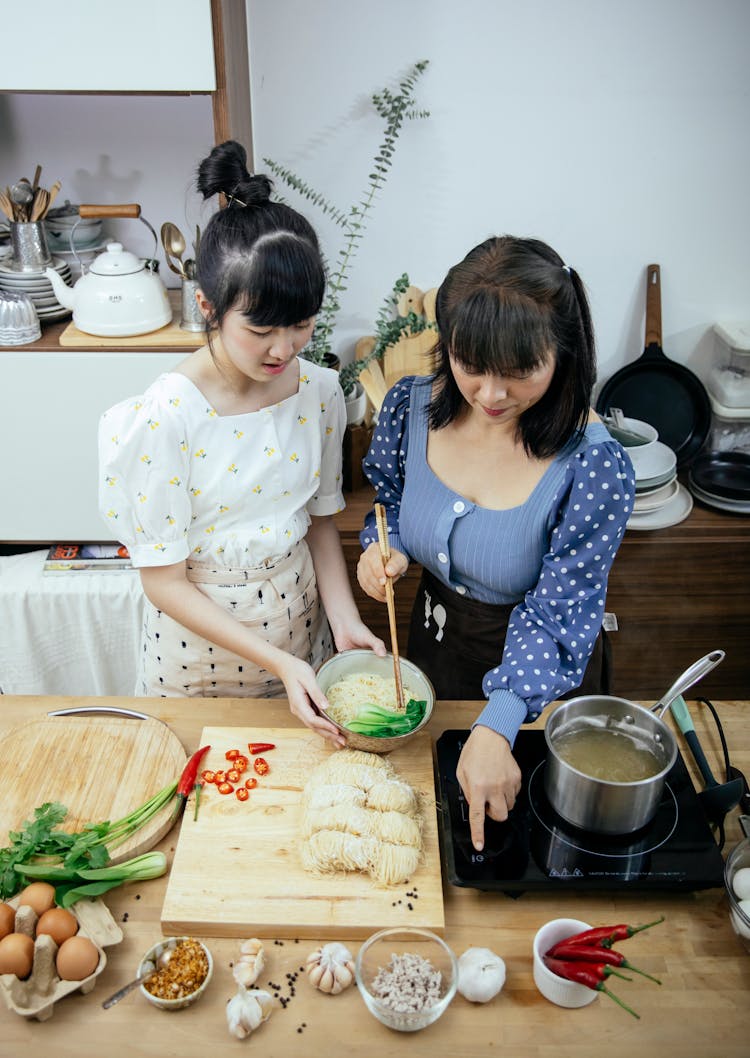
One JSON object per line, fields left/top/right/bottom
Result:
{"left": 101, "top": 947, "right": 173, "bottom": 1009}
{"left": 160, "top": 221, "right": 187, "bottom": 278}
{"left": 10, "top": 180, "right": 34, "bottom": 221}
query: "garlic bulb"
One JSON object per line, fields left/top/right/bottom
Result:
{"left": 457, "top": 947, "right": 506, "bottom": 1003}
{"left": 232, "top": 938, "right": 266, "bottom": 988}
{"left": 305, "top": 941, "right": 355, "bottom": 994}
{"left": 226, "top": 987, "right": 274, "bottom": 1040}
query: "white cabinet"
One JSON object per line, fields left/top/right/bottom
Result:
{"left": 1, "top": 0, "right": 216, "bottom": 92}
{"left": 0, "top": 351, "right": 183, "bottom": 541}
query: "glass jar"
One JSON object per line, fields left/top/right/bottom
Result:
{"left": 708, "top": 322, "right": 750, "bottom": 408}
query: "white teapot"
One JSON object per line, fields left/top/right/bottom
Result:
{"left": 46, "top": 204, "right": 172, "bottom": 337}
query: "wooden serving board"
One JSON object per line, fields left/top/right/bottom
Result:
{"left": 0, "top": 714, "right": 187, "bottom": 865}
{"left": 161, "top": 728, "right": 445, "bottom": 940}
{"left": 58, "top": 310, "right": 203, "bottom": 349}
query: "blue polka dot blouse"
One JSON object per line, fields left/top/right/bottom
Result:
{"left": 360, "top": 376, "right": 635, "bottom": 746}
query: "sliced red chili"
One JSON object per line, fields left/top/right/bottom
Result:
{"left": 244, "top": 777, "right": 258, "bottom": 790}
{"left": 235, "top": 787, "right": 250, "bottom": 802}
{"left": 213, "top": 770, "right": 226, "bottom": 784}
{"left": 217, "top": 781, "right": 235, "bottom": 795}
{"left": 232, "top": 754, "right": 249, "bottom": 772}
{"left": 248, "top": 742, "right": 276, "bottom": 755}
{"left": 226, "top": 768, "right": 241, "bottom": 784}
{"left": 225, "top": 749, "right": 241, "bottom": 761}
{"left": 253, "top": 757, "right": 270, "bottom": 776}
{"left": 201, "top": 770, "right": 216, "bottom": 784}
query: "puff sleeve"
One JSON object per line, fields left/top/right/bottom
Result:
{"left": 359, "top": 376, "right": 415, "bottom": 556}
{"left": 306, "top": 369, "right": 347, "bottom": 517}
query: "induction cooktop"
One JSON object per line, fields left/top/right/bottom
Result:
{"left": 435, "top": 729, "right": 726, "bottom": 893}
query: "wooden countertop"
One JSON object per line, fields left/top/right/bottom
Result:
{"left": 2, "top": 695, "right": 749, "bottom": 1056}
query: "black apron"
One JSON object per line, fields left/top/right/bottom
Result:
{"left": 407, "top": 567, "right": 611, "bottom": 702}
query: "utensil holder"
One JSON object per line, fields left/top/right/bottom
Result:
{"left": 9, "top": 221, "right": 53, "bottom": 273}
{"left": 180, "top": 278, "right": 204, "bottom": 332}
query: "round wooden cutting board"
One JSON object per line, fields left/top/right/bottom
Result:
{"left": 1, "top": 713, "right": 187, "bottom": 866}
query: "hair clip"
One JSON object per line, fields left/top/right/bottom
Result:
{"left": 225, "top": 192, "right": 247, "bottom": 207}
{"left": 561, "top": 264, "right": 571, "bottom": 274}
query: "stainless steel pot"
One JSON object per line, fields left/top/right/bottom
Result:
{"left": 543, "top": 651, "right": 725, "bottom": 834}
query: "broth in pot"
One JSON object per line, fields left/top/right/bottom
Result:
{"left": 551, "top": 726, "right": 664, "bottom": 783}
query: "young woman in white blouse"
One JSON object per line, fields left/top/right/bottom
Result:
{"left": 99, "top": 140, "right": 382, "bottom": 741}
{"left": 357, "top": 236, "right": 635, "bottom": 848}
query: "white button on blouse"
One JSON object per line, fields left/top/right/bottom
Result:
{"left": 456, "top": 585, "right": 467, "bottom": 595}
{"left": 453, "top": 500, "right": 466, "bottom": 513}
{"left": 437, "top": 552, "right": 448, "bottom": 564}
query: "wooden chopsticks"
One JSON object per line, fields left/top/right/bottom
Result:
{"left": 374, "top": 502, "right": 406, "bottom": 713}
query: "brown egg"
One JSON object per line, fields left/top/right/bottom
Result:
{"left": 17, "top": 881, "right": 56, "bottom": 916}
{"left": 0, "top": 932, "right": 35, "bottom": 978}
{"left": 56, "top": 935, "right": 100, "bottom": 981}
{"left": 0, "top": 902, "right": 15, "bottom": 941}
{"left": 36, "top": 907, "right": 79, "bottom": 946}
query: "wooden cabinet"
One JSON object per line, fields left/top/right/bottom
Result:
{"left": 1, "top": 0, "right": 251, "bottom": 151}
{"left": 334, "top": 485, "right": 750, "bottom": 701}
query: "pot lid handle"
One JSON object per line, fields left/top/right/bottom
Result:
{"left": 651, "top": 649, "right": 725, "bottom": 718}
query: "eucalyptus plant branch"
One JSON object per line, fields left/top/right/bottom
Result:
{"left": 263, "top": 60, "right": 430, "bottom": 370}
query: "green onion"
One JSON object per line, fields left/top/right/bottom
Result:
{"left": 0, "top": 781, "right": 178, "bottom": 901}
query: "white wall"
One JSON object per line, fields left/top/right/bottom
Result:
{"left": 247, "top": 0, "right": 750, "bottom": 388}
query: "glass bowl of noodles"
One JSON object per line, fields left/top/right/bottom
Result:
{"left": 316, "top": 650, "right": 435, "bottom": 753}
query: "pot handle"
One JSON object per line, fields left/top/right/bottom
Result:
{"left": 68, "top": 204, "right": 159, "bottom": 275}
{"left": 651, "top": 649, "right": 725, "bottom": 718}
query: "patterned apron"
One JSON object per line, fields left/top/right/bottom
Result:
{"left": 137, "top": 539, "right": 332, "bottom": 698}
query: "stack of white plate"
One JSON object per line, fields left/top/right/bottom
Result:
{"left": 0, "top": 256, "right": 73, "bottom": 322}
{"left": 618, "top": 416, "right": 693, "bottom": 530}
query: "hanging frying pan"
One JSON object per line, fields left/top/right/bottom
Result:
{"left": 596, "top": 264, "right": 711, "bottom": 468}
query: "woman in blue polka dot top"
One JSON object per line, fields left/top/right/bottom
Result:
{"left": 357, "top": 236, "right": 635, "bottom": 852}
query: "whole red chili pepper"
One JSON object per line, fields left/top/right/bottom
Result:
{"left": 172, "top": 745, "right": 211, "bottom": 822}
{"left": 543, "top": 956, "right": 640, "bottom": 1019}
{"left": 545, "top": 943, "right": 661, "bottom": 984}
{"left": 555, "top": 915, "right": 665, "bottom": 950}
{"left": 253, "top": 756, "right": 270, "bottom": 776}
{"left": 248, "top": 742, "right": 276, "bottom": 755}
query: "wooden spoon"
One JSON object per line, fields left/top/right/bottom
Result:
{"left": 30, "top": 188, "right": 49, "bottom": 222}
{"left": 374, "top": 502, "right": 405, "bottom": 713}
{"left": 0, "top": 189, "right": 15, "bottom": 221}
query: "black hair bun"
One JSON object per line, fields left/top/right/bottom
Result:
{"left": 196, "top": 139, "right": 272, "bottom": 206}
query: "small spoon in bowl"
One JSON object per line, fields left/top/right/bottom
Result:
{"left": 101, "top": 947, "right": 172, "bottom": 1009}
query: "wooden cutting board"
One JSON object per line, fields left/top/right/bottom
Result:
{"left": 161, "top": 728, "right": 445, "bottom": 940}
{"left": 58, "top": 308, "right": 203, "bottom": 349}
{"left": 1, "top": 713, "right": 187, "bottom": 866}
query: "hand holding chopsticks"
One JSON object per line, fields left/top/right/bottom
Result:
{"left": 374, "top": 503, "right": 406, "bottom": 713}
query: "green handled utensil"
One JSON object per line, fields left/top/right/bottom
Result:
{"left": 670, "top": 695, "right": 743, "bottom": 822}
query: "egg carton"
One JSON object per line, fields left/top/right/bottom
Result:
{"left": 0, "top": 897, "right": 123, "bottom": 1021}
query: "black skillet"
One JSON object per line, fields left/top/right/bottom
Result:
{"left": 596, "top": 264, "right": 711, "bottom": 468}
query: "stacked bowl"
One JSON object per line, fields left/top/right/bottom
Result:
{"left": 614, "top": 416, "right": 693, "bottom": 529}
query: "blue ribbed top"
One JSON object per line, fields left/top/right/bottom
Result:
{"left": 360, "top": 375, "right": 635, "bottom": 746}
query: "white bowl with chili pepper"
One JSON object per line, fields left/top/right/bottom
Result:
{"left": 533, "top": 919, "right": 598, "bottom": 1009}
{"left": 138, "top": 936, "right": 212, "bottom": 1011}
{"left": 355, "top": 927, "right": 458, "bottom": 1031}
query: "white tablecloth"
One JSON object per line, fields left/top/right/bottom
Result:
{"left": 0, "top": 551, "right": 144, "bottom": 696}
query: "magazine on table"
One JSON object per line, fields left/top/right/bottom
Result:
{"left": 43, "top": 542, "right": 134, "bottom": 573}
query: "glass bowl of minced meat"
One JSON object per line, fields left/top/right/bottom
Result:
{"left": 316, "top": 650, "right": 435, "bottom": 753}
{"left": 355, "top": 927, "right": 458, "bottom": 1031}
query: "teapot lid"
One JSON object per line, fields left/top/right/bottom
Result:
{"left": 90, "top": 242, "right": 145, "bottom": 277}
